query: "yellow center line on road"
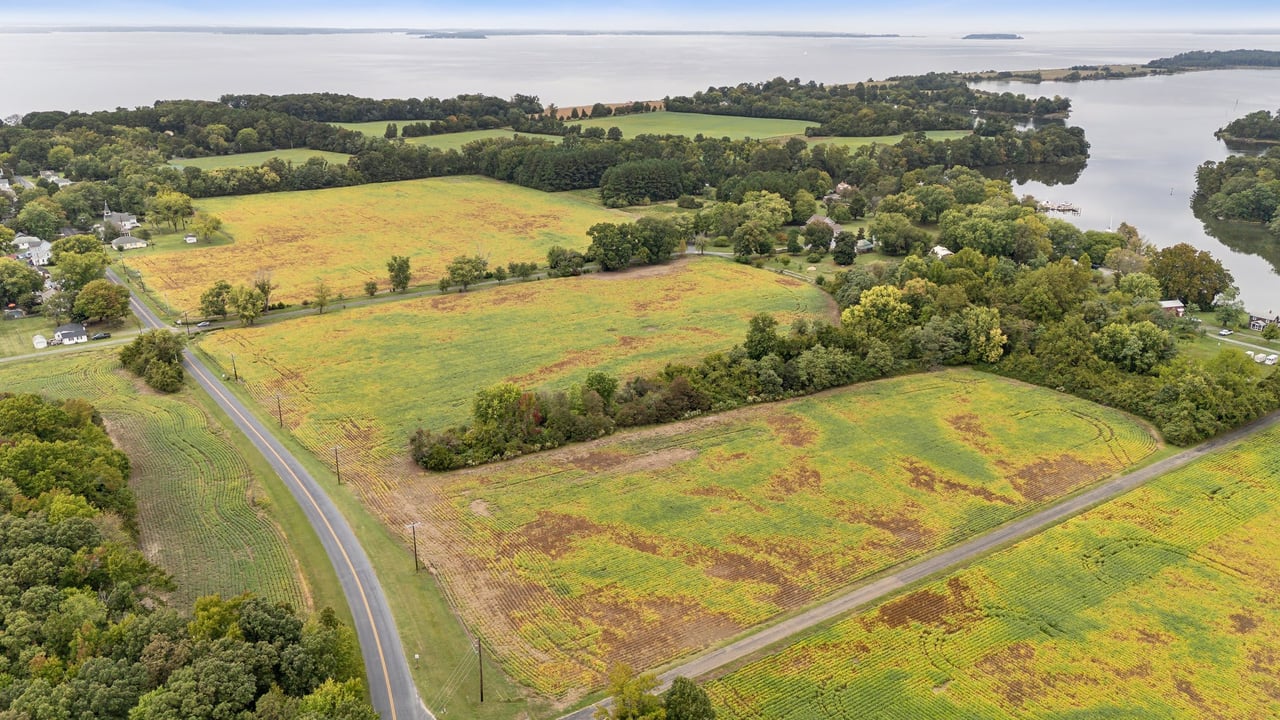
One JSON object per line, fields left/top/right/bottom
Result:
{"left": 185, "top": 347, "right": 400, "bottom": 720}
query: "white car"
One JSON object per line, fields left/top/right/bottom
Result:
{"left": 1218, "top": 328, "right": 1234, "bottom": 336}
{"left": 1267, "top": 354, "right": 1278, "bottom": 366}
{"left": 196, "top": 320, "right": 211, "bottom": 328}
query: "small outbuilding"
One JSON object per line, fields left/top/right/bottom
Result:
{"left": 53, "top": 323, "right": 87, "bottom": 345}
{"left": 4, "top": 308, "right": 27, "bottom": 320}
{"left": 805, "top": 215, "right": 842, "bottom": 234}
{"left": 855, "top": 239, "right": 875, "bottom": 254}
{"left": 32, "top": 335, "right": 47, "bottom": 350}
{"left": 111, "top": 235, "right": 148, "bottom": 251}
{"left": 1159, "top": 300, "right": 1186, "bottom": 318}
{"left": 184, "top": 234, "right": 198, "bottom": 244}
{"left": 930, "top": 245, "right": 954, "bottom": 260}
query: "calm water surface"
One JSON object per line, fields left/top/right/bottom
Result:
{"left": 5, "top": 30, "right": 1280, "bottom": 308}
{"left": 977, "top": 70, "right": 1280, "bottom": 313}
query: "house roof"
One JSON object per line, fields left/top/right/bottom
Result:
{"left": 1159, "top": 300, "right": 1185, "bottom": 309}
{"left": 111, "top": 235, "right": 146, "bottom": 248}
{"left": 931, "top": 245, "right": 954, "bottom": 258}
{"left": 56, "top": 323, "right": 86, "bottom": 336}
{"left": 805, "top": 214, "right": 841, "bottom": 230}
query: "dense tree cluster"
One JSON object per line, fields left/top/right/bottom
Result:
{"left": 1194, "top": 149, "right": 1280, "bottom": 233}
{"left": 585, "top": 218, "right": 689, "bottom": 270}
{"left": 1147, "top": 49, "right": 1280, "bottom": 69}
{"left": 0, "top": 393, "right": 373, "bottom": 720}
{"left": 662, "top": 75, "right": 1068, "bottom": 137}
{"left": 1216, "top": 109, "right": 1280, "bottom": 144}
{"left": 120, "top": 330, "right": 186, "bottom": 393}
{"left": 412, "top": 179, "right": 1277, "bottom": 470}
{"left": 220, "top": 91, "right": 543, "bottom": 126}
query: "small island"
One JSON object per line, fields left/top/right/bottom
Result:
{"left": 420, "top": 31, "right": 488, "bottom": 39}
{"left": 964, "top": 33, "right": 1023, "bottom": 40}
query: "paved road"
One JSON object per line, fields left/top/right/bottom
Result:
{"left": 111, "top": 269, "right": 430, "bottom": 720}
{"left": 560, "top": 405, "right": 1280, "bottom": 720}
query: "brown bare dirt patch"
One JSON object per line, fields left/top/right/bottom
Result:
{"left": 902, "top": 459, "right": 1014, "bottom": 505}
{"left": 1230, "top": 613, "right": 1259, "bottom": 633}
{"left": 684, "top": 484, "right": 765, "bottom": 512}
{"left": 975, "top": 642, "right": 1038, "bottom": 707}
{"left": 1010, "top": 454, "right": 1113, "bottom": 502}
{"left": 875, "top": 577, "right": 982, "bottom": 631}
{"left": 585, "top": 259, "right": 685, "bottom": 281}
{"left": 764, "top": 461, "right": 823, "bottom": 501}
{"left": 505, "top": 511, "right": 602, "bottom": 559}
{"left": 764, "top": 411, "right": 817, "bottom": 448}
{"left": 946, "top": 412, "right": 987, "bottom": 438}
{"left": 470, "top": 499, "right": 492, "bottom": 517}
{"left": 834, "top": 498, "right": 935, "bottom": 550}
{"left": 569, "top": 447, "right": 698, "bottom": 476}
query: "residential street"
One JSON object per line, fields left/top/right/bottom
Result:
{"left": 110, "top": 269, "right": 430, "bottom": 720}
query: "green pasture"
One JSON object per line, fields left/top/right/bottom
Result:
{"left": 168, "top": 148, "right": 352, "bottom": 170}
{"left": 804, "top": 129, "right": 973, "bottom": 148}
{"left": 0, "top": 350, "right": 339, "bottom": 613}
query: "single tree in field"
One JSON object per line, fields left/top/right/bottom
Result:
{"left": 252, "top": 270, "right": 278, "bottom": 312}
{"left": 594, "top": 664, "right": 664, "bottom": 720}
{"left": 387, "top": 255, "right": 411, "bottom": 292}
{"left": 313, "top": 278, "right": 332, "bottom": 314}
{"left": 363, "top": 280, "right": 378, "bottom": 297}
{"left": 146, "top": 190, "right": 195, "bottom": 231}
{"left": 229, "top": 285, "right": 265, "bottom": 326}
{"left": 1264, "top": 322, "right": 1279, "bottom": 343}
{"left": 190, "top": 212, "right": 224, "bottom": 242}
{"left": 445, "top": 255, "right": 487, "bottom": 291}
{"left": 492, "top": 265, "right": 508, "bottom": 284}
{"left": 72, "top": 279, "right": 131, "bottom": 323}
{"left": 664, "top": 677, "right": 715, "bottom": 720}
{"left": 200, "top": 280, "right": 233, "bottom": 319}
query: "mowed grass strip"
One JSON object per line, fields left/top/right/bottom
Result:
{"left": 0, "top": 350, "right": 308, "bottom": 610}
{"left": 125, "top": 175, "right": 628, "bottom": 310}
{"left": 338, "top": 112, "right": 816, "bottom": 141}
{"left": 167, "top": 148, "right": 353, "bottom": 170}
{"left": 385, "top": 369, "right": 1157, "bottom": 698}
{"left": 706, "top": 423, "right": 1280, "bottom": 720}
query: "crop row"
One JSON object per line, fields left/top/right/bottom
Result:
{"left": 706, "top": 425, "right": 1280, "bottom": 719}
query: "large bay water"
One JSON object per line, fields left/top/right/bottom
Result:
{"left": 3, "top": 29, "right": 1279, "bottom": 308}
{"left": 976, "top": 71, "right": 1280, "bottom": 314}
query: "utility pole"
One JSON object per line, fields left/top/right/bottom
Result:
{"left": 229, "top": 353, "right": 238, "bottom": 381}
{"left": 411, "top": 523, "right": 420, "bottom": 572}
{"left": 333, "top": 446, "right": 341, "bottom": 484}
{"left": 478, "top": 639, "right": 484, "bottom": 703}
{"left": 275, "top": 394, "right": 283, "bottom": 428}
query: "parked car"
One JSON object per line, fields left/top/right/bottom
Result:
{"left": 196, "top": 320, "right": 211, "bottom": 327}
{"left": 90, "top": 332, "right": 111, "bottom": 340}
{"left": 1218, "top": 328, "right": 1234, "bottom": 336}
{"left": 1267, "top": 354, "right": 1279, "bottom": 366}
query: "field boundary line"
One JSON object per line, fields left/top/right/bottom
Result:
{"left": 557, "top": 406, "right": 1280, "bottom": 720}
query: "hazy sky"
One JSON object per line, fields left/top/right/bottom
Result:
{"left": 4, "top": 0, "right": 1280, "bottom": 33}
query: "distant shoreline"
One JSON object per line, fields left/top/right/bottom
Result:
{"left": 1, "top": 26, "right": 901, "bottom": 39}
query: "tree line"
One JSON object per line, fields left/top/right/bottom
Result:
{"left": 1194, "top": 148, "right": 1280, "bottom": 233}
{"left": 1147, "top": 49, "right": 1280, "bottom": 69}
{"left": 412, "top": 187, "right": 1272, "bottom": 470}
{"left": 0, "top": 393, "right": 374, "bottom": 719}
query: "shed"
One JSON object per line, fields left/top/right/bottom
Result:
{"left": 855, "top": 239, "right": 875, "bottom": 254}
{"left": 184, "top": 234, "right": 198, "bottom": 244}
{"left": 32, "top": 335, "right": 47, "bottom": 350}
{"left": 4, "top": 308, "right": 26, "bottom": 320}
{"left": 805, "top": 215, "right": 842, "bottom": 234}
{"left": 930, "top": 245, "right": 954, "bottom": 259}
{"left": 1159, "top": 300, "right": 1186, "bottom": 317}
{"left": 54, "top": 323, "right": 87, "bottom": 345}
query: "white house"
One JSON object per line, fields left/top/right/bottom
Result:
{"left": 32, "top": 335, "right": 48, "bottom": 350}
{"left": 102, "top": 203, "right": 141, "bottom": 232}
{"left": 184, "top": 234, "right": 198, "bottom": 244}
{"left": 112, "top": 235, "right": 148, "bottom": 251}
{"left": 53, "top": 323, "right": 87, "bottom": 345}
{"left": 931, "top": 245, "right": 954, "bottom": 260}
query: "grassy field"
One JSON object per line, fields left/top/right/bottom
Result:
{"left": 0, "top": 315, "right": 58, "bottom": 356}
{"left": 353, "top": 369, "right": 1155, "bottom": 699}
{"left": 124, "top": 175, "right": 628, "bottom": 311}
{"left": 0, "top": 349, "right": 338, "bottom": 612}
{"left": 337, "top": 113, "right": 817, "bottom": 141}
{"left": 705, "top": 421, "right": 1280, "bottom": 720}
{"left": 168, "top": 149, "right": 352, "bottom": 170}
{"left": 804, "top": 129, "right": 973, "bottom": 148}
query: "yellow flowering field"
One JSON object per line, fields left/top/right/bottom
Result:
{"left": 706, "top": 424, "right": 1280, "bottom": 719}
{"left": 126, "top": 175, "right": 628, "bottom": 310}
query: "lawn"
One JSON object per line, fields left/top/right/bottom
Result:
{"left": 0, "top": 350, "right": 325, "bottom": 611}
{"left": 333, "top": 123, "right": 539, "bottom": 150}
{"left": 124, "top": 175, "right": 629, "bottom": 311}
{"left": 168, "top": 149, "right": 352, "bottom": 170}
{"left": 358, "top": 369, "right": 1154, "bottom": 699}
{"left": 804, "top": 129, "right": 973, "bottom": 148}
{"left": 706, "top": 421, "right": 1280, "bottom": 719}
{"left": 0, "top": 315, "right": 59, "bottom": 357}
{"left": 564, "top": 111, "right": 816, "bottom": 139}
